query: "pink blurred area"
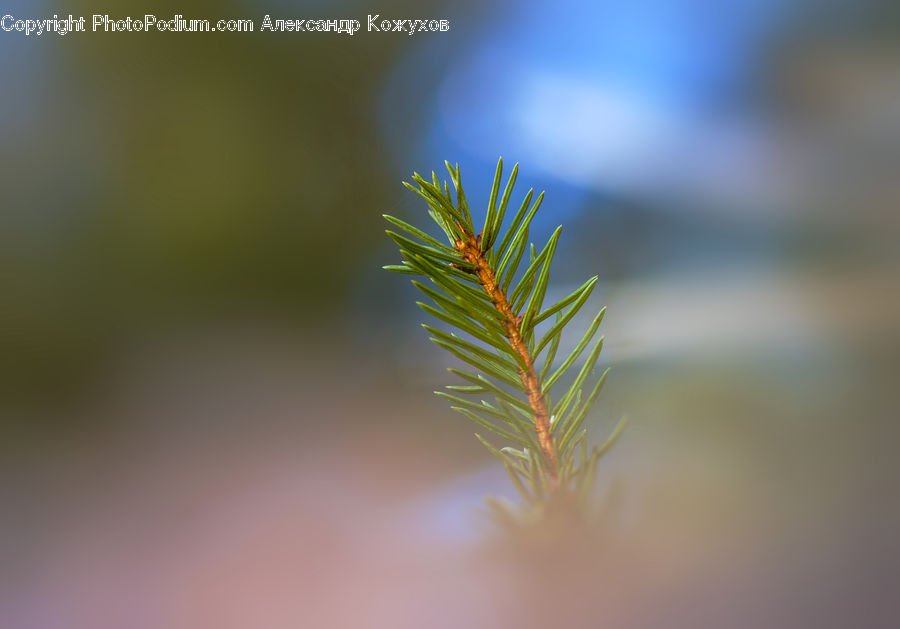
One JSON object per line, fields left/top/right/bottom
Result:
{"left": 2, "top": 316, "right": 897, "bottom": 628}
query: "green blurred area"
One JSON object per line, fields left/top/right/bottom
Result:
{"left": 1, "top": 0, "right": 435, "bottom": 407}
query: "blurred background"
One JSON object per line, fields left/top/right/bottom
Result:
{"left": 1, "top": 0, "right": 898, "bottom": 627}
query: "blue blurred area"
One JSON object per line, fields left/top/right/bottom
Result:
{"left": 382, "top": 0, "right": 794, "bottom": 214}
{"left": 375, "top": 0, "right": 828, "bottom": 301}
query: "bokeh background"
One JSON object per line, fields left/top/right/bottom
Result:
{"left": 2, "top": 0, "right": 898, "bottom": 627}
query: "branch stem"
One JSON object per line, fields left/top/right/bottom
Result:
{"left": 457, "top": 233, "right": 559, "bottom": 480}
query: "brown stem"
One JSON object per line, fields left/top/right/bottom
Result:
{"left": 456, "top": 233, "right": 559, "bottom": 479}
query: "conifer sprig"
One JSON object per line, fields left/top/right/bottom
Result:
{"left": 384, "top": 159, "right": 626, "bottom": 509}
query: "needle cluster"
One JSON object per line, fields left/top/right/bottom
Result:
{"left": 384, "top": 159, "right": 626, "bottom": 512}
